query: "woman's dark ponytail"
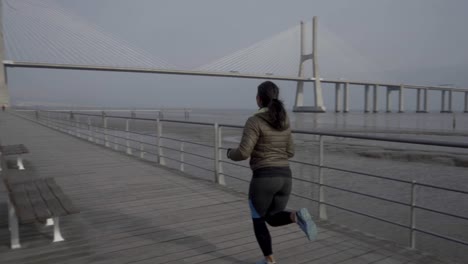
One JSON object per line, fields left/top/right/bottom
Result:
{"left": 258, "top": 81, "right": 288, "bottom": 130}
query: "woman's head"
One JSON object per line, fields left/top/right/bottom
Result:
{"left": 257, "top": 81, "right": 279, "bottom": 108}
{"left": 257, "top": 81, "right": 288, "bottom": 130}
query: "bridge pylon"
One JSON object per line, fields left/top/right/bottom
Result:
{"left": 293, "top": 17, "right": 326, "bottom": 113}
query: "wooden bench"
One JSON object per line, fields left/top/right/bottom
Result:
{"left": 6, "top": 178, "right": 79, "bottom": 249}
{"left": 0, "top": 144, "right": 29, "bottom": 170}
{"left": 1, "top": 154, "right": 79, "bottom": 249}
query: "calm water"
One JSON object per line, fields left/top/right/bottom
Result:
{"left": 157, "top": 108, "right": 468, "bottom": 138}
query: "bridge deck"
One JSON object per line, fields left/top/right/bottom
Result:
{"left": 0, "top": 112, "right": 453, "bottom": 264}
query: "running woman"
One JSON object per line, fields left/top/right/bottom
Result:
{"left": 227, "top": 81, "right": 317, "bottom": 264}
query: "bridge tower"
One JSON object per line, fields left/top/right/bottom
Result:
{"left": 0, "top": 0, "right": 10, "bottom": 108}
{"left": 293, "top": 16, "right": 326, "bottom": 113}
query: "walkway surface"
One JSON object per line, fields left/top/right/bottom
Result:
{"left": 0, "top": 112, "right": 454, "bottom": 264}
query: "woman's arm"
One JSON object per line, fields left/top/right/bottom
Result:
{"left": 228, "top": 117, "right": 260, "bottom": 161}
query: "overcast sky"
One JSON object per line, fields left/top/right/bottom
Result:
{"left": 6, "top": 0, "right": 468, "bottom": 110}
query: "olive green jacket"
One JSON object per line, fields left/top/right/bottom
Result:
{"left": 228, "top": 110, "right": 294, "bottom": 170}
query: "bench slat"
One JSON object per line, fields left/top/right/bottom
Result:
{"left": 45, "top": 178, "right": 79, "bottom": 214}
{"left": 9, "top": 184, "right": 36, "bottom": 224}
{"left": 0, "top": 144, "right": 29, "bottom": 155}
{"left": 35, "top": 180, "right": 68, "bottom": 217}
{"left": 23, "top": 181, "right": 52, "bottom": 221}
{"left": 4, "top": 169, "right": 34, "bottom": 190}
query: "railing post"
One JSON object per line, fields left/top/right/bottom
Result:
{"left": 75, "top": 115, "right": 81, "bottom": 138}
{"left": 62, "top": 113, "right": 67, "bottom": 131}
{"left": 139, "top": 135, "right": 145, "bottom": 159}
{"left": 318, "top": 135, "right": 327, "bottom": 220}
{"left": 214, "top": 123, "right": 225, "bottom": 185}
{"left": 103, "top": 115, "right": 109, "bottom": 147}
{"left": 156, "top": 118, "right": 165, "bottom": 165}
{"left": 68, "top": 111, "right": 73, "bottom": 134}
{"left": 125, "top": 119, "right": 132, "bottom": 155}
{"left": 114, "top": 133, "right": 119, "bottom": 150}
{"left": 87, "top": 117, "right": 93, "bottom": 142}
{"left": 410, "top": 180, "right": 417, "bottom": 249}
{"left": 180, "top": 142, "right": 185, "bottom": 172}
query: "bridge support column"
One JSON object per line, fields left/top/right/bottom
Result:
{"left": 343, "top": 82, "right": 349, "bottom": 113}
{"left": 373, "top": 85, "right": 378, "bottom": 113}
{"left": 398, "top": 85, "right": 404, "bottom": 113}
{"left": 335, "top": 83, "right": 341, "bottom": 112}
{"left": 364, "top": 85, "right": 370, "bottom": 113}
{"left": 418, "top": 88, "right": 429, "bottom": 113}
{"left": 448, "top": 90, "right": 453, "bottom": 113}
{"left": 386, "top": 87, "right": 392, "bottom": 113}
{"left": 441, "top": 90, "right": 446, "bottom": 113}
{"left": 423, "top": 89, "right": 429, "bottom": 113}
{"left": 416, "top": 89, "right": 421, "bottom": 112}
{"left": 465, "top": 92, "right": 468, "bottom": 113}
{"left": 294, "top": 82, "right": 304, "bottom": 109}
{"left": 312, "top": 16, "right": 325, "bottom": 112}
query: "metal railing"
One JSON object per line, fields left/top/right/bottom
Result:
{"left": 15, "top": 109, "right": 468, "bottom": 253}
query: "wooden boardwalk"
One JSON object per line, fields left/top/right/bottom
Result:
{"left": 0, "top": 112, "right": 455, "bottom": 264}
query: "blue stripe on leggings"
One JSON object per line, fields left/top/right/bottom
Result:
{"left": 249, "top": 199, "right": 261, "bottom": 219}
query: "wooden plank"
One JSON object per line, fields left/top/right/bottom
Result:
{"left": 35, "top": 179, "right": 68, "bottom": 217}
{"left": 45, "top": 178, "right": 79, "bottom": 214}
{"left": 9, "top": 184, "right": 36, "bottom": 224}
{"left": 23, "top": 181, "right": 52, "bottom": 221}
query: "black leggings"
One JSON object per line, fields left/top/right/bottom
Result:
{"left": 249, "top": 167, "right": 293, "bottom": 256}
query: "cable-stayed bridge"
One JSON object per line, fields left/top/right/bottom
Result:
{"left": 0, "top": 0, "right": 467, "bottom": 113}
